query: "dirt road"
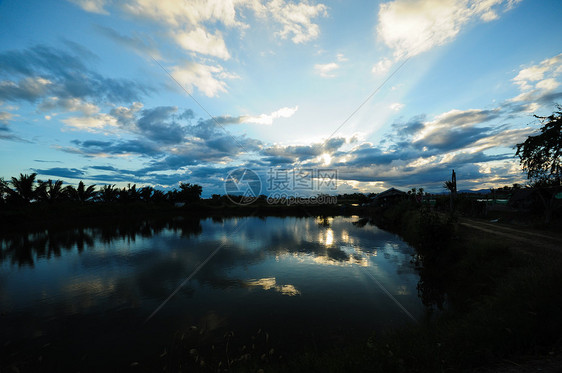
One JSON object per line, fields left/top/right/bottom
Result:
{"left": 458, "top": 217, "right": 562, "bottom": 253}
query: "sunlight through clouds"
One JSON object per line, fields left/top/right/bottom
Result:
{"left": 1, "top": 0, "right": 560, "bottom": 192}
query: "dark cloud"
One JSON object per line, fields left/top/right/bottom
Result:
{"left": 433, "top": 109, "right": 500, "bottom": 127}
{"left": 413, "top": 125, "right": 495, "bottom": 151}
{"left": 260, "top": 137, "right": 346, "bottom": 165}
{"left": 136, "top": 106, "right": 187, "bottom": 144}
{"left": 69, "top": 139, "right": 162, "bottom": 156}
{"left": 63, "top": 104, "right": 263, "bottom": 169}
{"left": 391, "top": 115, "right": 425, "bottom": 138}
{"left": 0, "top": 45, "right": 151, "bottom": 105}
{"left": 387, "top": 110, "right": 504, "bottom": 154}
{"left": 33, "top": 159, "right": 63, "bottom": 163}
{"left": 33, "top": 167, "right": 86, "bottom": 179}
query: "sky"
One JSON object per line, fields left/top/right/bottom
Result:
{"left": 0, "top": 0, "right": 561, "bottom": 197}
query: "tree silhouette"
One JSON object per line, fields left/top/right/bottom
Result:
{"left": 64, "top": 181, "right": 97, "bottom": 202}
{"left": 8, "top": 173, "right": 39, "bottom": 204}
{"left": 177, "top": 182, "right": 202, "bottom": 203}
{"left": 37, "top": 179, "right": 65, "bottom": 203}
{"left": 0, "top": 177, "right": 7, "bottom": 203}
{"left": 516, "top": 107, "right": 562, "bottom": 186}
{"left": 139, "top": 186, "right": 154, "bottom": 202}
{"left": 98, "top": 184, "right": 118, "bottom": 202}
{"left": 515, "top": 108, "right": 562, "bottom": 223}
{"left": 77, "top": 181, "right": 97, "bottom": 202}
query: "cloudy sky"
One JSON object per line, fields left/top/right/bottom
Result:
{"left": 1, "top": 0, "right": 561, "bottom": 196}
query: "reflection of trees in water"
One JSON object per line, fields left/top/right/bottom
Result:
{"left": 0, "top": 217, "right": 202, "bottom": 267}
{"left": 353, "top": 216, "right": 447, "bottom": 310}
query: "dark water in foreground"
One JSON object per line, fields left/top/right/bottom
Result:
{"left": 0, "top": 216, "right": 424, "bottom": 370}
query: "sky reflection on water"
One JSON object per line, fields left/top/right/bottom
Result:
{"left": 0, "top": 216, "right": 425, "bottom": 369}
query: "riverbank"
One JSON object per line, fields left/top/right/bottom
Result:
{"left": 161, "top": 203, "right": 561, "bottom": 372}
{"left": 298, "top": 205, "right": 562, "bottom": 372}
{"left": 0, "top": 200, "right": 364, "bottom": 232}
{"left": 2, "top": 202, "right": 561, "bottom": 372}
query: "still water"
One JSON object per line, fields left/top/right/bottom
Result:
{"left": 1, "top": 216, "right": 425, "bottom": 370}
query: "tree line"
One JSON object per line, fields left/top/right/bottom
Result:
{"left": 0, "top": 173, "right": 202, "bottom": 206}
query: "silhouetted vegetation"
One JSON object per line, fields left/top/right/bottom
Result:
{"left": 516, "top": 106, "right": 562, "bottom": 187}
{"left": 0, "top": 174, "right": 202, "bottom": 207}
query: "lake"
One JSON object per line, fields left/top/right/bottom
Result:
{"left": 0, "top": 215, "right": 425, "bottom": 371}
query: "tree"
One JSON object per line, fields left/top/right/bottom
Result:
{"left": 98, "top": 185, "right": 118, "bottom": 202}
{"left": 77, "top": 181, "right": 97, "bottom": 202}
{"left": 37, "top": 179, "right": 65, "bottom": 203}
{"left": 64, "top": 181, "right": 97, "bottom": 202}
{"left": 139, "top": 186, "right": 154, "bottom": 202}
{"left": 0, "top": 177, "right": 7, "bottom": 203}
{"left": 177, "top": 183, "right": 202, "bottom": 203}
{"left": 443, "top": 170, "right": 457, "bottom": 213}
{"left": 7, "top": 173, "right": 39, "bottom": 204}
{"left": 516, "top": 108, "right": 562, "bottom": 223}
{"left": 516, "top": 108, "right": 562, "bottom": 186}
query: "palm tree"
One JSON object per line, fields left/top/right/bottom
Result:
{"left": 139, "top": 186, "right": 154, "bottom": 202}
{"left": 37, "top": 179, "right": 65, "bottom": 203}
{"left": 8, "top": 173, "right": 39, "bottom": 203}
{"left": 76, "top": 180, "right": 96, "bottom": 203}
{"left": 98, "top": 184, "right": 118, "bottom": 202}
{"left": 443, "top": 181, "right": 456, "bottom": 212}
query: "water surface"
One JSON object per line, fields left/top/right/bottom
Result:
{"left": 0, "top": 216, "right": 424, "bottom": 370}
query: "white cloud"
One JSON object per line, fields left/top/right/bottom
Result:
{"left": 173, "top": 27, "right": 231, "bottom": 59}
{"left": 62, "top": 113, "right": 118, "bottom": 132}
{"left": 119, "top": 0, "right": 252, "bottom": 61}
{"left": 39, "top": 97, "right": 100, "bottom": 116}
{"left": 510, "top": 53, "right": 562, "bottom": 103}
{"left": 267, "top": 0, "right": 328, "bottom": 44}
{"left": 377, "top": 0, "right": 521, "bottom": 59}
{"left": 336, "top": 53, "right": 348, "bottom": 62}
{"left": 121, "top": 0, "right": 246, "bottom": 28}
{"left": 68, "top": 0, "right": 108, "bottom": 14}
{"left": 314, "top": 62, "right": 339, "bottom": 78}
{"left": 242, "top": 105, "right": 298, "bottom": 125}
{"left": 171, "top": 62, "right": 239, "bottom": 97}
{"left": 389, "top": 102, "right": 404, "bottom": 111}
{"left": 535, "top": 78, "right": 559, "bottom": 92}
{"left": 372, "top": 58, "right": 393, "bottom": 75}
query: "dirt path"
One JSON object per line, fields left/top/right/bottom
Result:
{"left": 458, "top": 218, "right": 562, "bottom": 372}
{"left": 458, "top": 217, "right": 562, "bottom": 253}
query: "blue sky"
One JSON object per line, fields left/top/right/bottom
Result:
{"left": 1, "top": 0, "right": 561, "bottom": 196}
